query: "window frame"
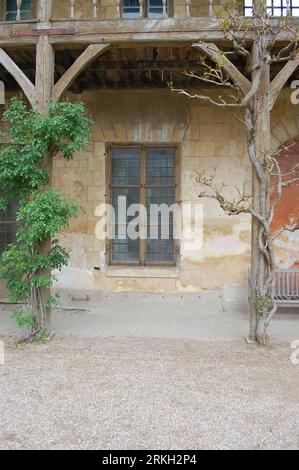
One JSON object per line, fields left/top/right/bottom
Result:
{"left": 107, "top": 143, "right": 179, "bottom": 267}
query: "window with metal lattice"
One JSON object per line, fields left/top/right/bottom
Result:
{"left": 109, "top": 145, "right": 177, "bottom": 266}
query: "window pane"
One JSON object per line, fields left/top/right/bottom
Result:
{"left": 6, "top": 0, "right": 31, "bottom": 20}
{"left": 146, "top": 187, "right": 175, "bottom": 264}
{"left": 122, "top": 0, "right": 140, "bottom": 18}
{"left": 112, "top": 148, "right": 140, "bottom": 186}
{"left": 111, "top": 188, "right": 140, "bottom": 263}
{"left": 146, "top": 148, "right": 176, "bottom": 265}
{"left": 146, "top": 148, "right": 175, "bottom": 186}
{"left": 148, "top": 0, "right": 165, "bottom": 18}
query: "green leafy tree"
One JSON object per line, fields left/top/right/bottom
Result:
{"left": 0, "top": 99, "right": 92, "bottom": 340}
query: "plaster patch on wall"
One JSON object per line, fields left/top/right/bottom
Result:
{"left": 212, "top": 235, "right": 239, "bottom": 251}
{"left": 53, "top": 267, "right": 94, "bottom": 290}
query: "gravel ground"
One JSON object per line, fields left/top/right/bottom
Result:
{"left": 0, "top": 335, "right": 298, "bottom": 450}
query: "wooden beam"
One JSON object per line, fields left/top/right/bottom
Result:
{"left": 52, "top": 43, "right": 111, "bottom": 100}
{"left": 1, "top": 60, "right": 205, "bottom": 75}
{"left": 0, "top": 47, "right": 35, "bottom": 107}
{"left": 35, "top": 35, "right": 55, "bottom": 113}
{"left": 193, "top": 41, "right": 251, "bottom": 96}
{"left": 270, "top": 53, "right": 299, "bottom": 107}
{"left": 47, "top": 17, "right": 248, "bottom": 46}
{"left": 2, "top": 17, "right": 299, "bottom": 48}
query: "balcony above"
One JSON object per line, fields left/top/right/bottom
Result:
{"left": 1, "top": 1, "right": 299, "bottom": 49}
{"left": 1, "top": 0, "right": 299, "bottom": 24}
{"left": 0, "top": 1, "right": 230, "bottom": 22}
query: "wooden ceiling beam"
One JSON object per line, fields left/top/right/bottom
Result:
{"left": 52, "top": 43, "right": 111, "bottom": 100}
{"left": 0, "top": 48, "right": 35, "bottom": 107}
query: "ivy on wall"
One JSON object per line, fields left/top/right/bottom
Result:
{"left": 0, "top": 98, "right": 92, "bottom": 340}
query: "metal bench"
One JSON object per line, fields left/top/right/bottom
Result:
{"left": 274, "top": 269, "right": 299, "bottom": 307}
{"left": 248, "top": 269, "right": 299, "bottom": 308}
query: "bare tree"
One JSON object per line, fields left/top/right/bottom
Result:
{"left": 173, "top": 0, "right": 299, "bottom": 344}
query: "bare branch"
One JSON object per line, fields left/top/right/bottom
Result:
{"left": 171, "top": 88, "right": 242, "bottom": 107}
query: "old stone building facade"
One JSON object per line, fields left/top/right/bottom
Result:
{"left": 0, "top": 0, "right": 298, "bottom": 302}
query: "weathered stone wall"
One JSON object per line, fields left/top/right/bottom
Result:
{"left": 51, "top": 87, "right": 299, "bottom": 294}
{"left": 52, "top": 88, "right": 253, "bottom": 293}
{"left": 1, "top": 85, "right": 298, "bottom": 298}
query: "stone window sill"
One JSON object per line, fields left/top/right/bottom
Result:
{"left": 105, "top": 267, "right": 179, "bottom": 279}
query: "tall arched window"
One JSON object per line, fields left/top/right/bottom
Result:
{"left": 5, "top": 0, "right": 32, "bottom": 21}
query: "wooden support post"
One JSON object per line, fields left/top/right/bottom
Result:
{"left": 35, "top": 0, "right": 53, "bottom": 113}
{"left": 208, "top": 0, "right": 213, "bottom": 17}
{"left": 35, "top": 35, "right": 54, "bottom": 113}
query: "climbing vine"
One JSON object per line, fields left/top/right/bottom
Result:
{"left": 0, "top": 98, "right": 92, "bottom": 340}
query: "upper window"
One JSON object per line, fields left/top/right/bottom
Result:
{"left": 122, "top": 0, "right": 140, "bottom": 18}
{"left": 244, "top": 1, "right": 299, "bottom": 17}
{"left": 122, "top": 0, "right": 168, "bottom": 19}
{"left": 5, "top": 0, "right": 32, "bottom": 21}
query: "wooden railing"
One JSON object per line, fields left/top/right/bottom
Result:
{"left": 68, "top": 0, "right": 217, "bottom": 20}
{"left": 4, "top": 1, "right": 299, "bottom": 22}
{"left": 3, "top": 0, "right": 219, "bottom": 21}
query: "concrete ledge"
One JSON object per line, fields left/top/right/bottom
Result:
{"left": 105, "top": 267, "right": 180, "bottom": 278}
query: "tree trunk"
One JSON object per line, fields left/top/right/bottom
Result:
{"left": 249, "top": 40, "right": 271, "bottom": 343}
{"left": 256, "top": 315, "right": 267, "bottom": 345}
